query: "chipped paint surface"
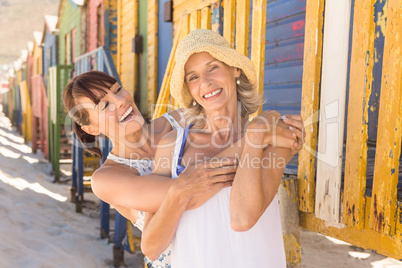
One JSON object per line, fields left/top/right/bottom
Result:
{"left": 368, "top": 0, "right": 402, "bottom": 235}
{"left": 283, "top": 234, "right": 301, "bottom": 266}
{"left": 298, "top": 0, "right": 325, "bottom": 213}
{"left": 342, "top": 0, "right": 376, "bottom": 230}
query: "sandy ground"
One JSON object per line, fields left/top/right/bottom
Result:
{"left": 0, "top": 105, "right": 400, "bottom": 268}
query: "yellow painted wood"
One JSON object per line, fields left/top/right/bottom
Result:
{"left": 235, "top": 0, "right": 250, "bottom": 56}
{"left": 369, "top": 0, "right": 402, "bottom": 235}
{"left": 300, "top": 196, "right": 402, "bottom": 260}
{"left": 116, "top": 0, "right": 122, "bottom": 74}
{"left": 126, "top": 220, "right": 136, "bottom": 253}
{"left": 250, "top": 0, "right": 267, "bottom": 117}
{"left": 190, "top": 10, "right": 201, "bottom": 31}
{"left": 19, "top": 81, "right": 32, "bottom": 142}
{"left": 297, "top": 0, "right": 325, "bottom": 213}
{"left": 223, "top": 0, "right": 235, "bottom": 48}
{"left": 147, "top": 0, "right": 158, "bottom": 116}
{"left": 153, "top": 18, "right": 185, "bottom": 119}
{"left": 172, "top": 0, "right": 214, "bottom": 36}
{"left": 342, "top": 0, "right": 376, "bottom": 229}
{"left": 117, "top": 0, "right": 138, "bottom": 97}
{"left": 200, "top": 6, "right": 211, "bottom": 29}
{"left": 173, "top": 0, "right": 216, "bottom": 21}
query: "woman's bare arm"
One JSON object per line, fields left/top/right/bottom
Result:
{"left": 230, "top": 112, "right": 304, "bottom": 231}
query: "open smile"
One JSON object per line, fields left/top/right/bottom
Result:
{"left": 119, "top": 106, "right": 134, "bottom": 123}
{"left": 203, "top": 88, "right": 222, "bottom": 99}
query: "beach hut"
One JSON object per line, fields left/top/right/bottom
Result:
{"left": 48, "top": 0, "right": 85, "bottom": 182}
{"left": 5, "top": 70, "right": 15, "bottom": 120}
{"left": 115, "top": 0, "right": 149, "bottom": 116}
{"left": 297, "top": 0, "right": 402, "bottom": 260}
{"left": 154, "top": 0, "right": 402, "bottom": 264}
{"left": 13, "top": 58, "right": 23, "bottom": 134}
{"left": 0, "top": 80, "right": 9, "bottom": 117}
{"left": 18, "top": 49, "right": 32, "bottom": 143}
{"left": 41, "top": 15, "right": 58, "bottom": 88}
{"left": 35, "top": 15, "right": 58, "bottom": 159}
{"left": 30, "top": 30, "right": 49, "bottom": 156}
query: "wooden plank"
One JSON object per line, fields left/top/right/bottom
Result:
{"left": 200, "top": 6, "right": 211, "bottom": 29}
{"left": 297, "top": 0, "right": 324, "bottom": 213}
{"left": 235, "top": 0, "right": 250, "bottom": 56}
{"left": 147, "top": 0, "right": 158, "bottom": 116}
{"left": 342, "top": 0, "right": 376, "bottom": 229}
{"left": 189, "top": 9, "right": 201, "bottom": 31}
{"left": 223, "top": 0, "right": 235, "bottom": 48}
{"left": 369, "top": 0, "right": 402, "bottom": 235}
{"left": 299, "top": 203, "right": 402, "bottom": 261}
{"left": 153, "top": 18, "right": 186, "bottom": 119}
{"left": 211, "top": 1, "right": 223, "bottom": 34}
{"left": 314, "top": 0, "right": 352, "bottom": 225}
{"left": 117, "top": 0, "right": 122, "bottom": 74}
{"left": 266, "top": 0, "right": 306, "bottom": 23}
{"left": 173, "top": 0, "right": 216, "bottom": 20}
{"left": 250, "top": 0, "right": 267, "bottom": 116}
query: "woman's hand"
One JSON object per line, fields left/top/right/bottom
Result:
{"left": 172, "top": 157, "right": 237, "bottom": 202}
{"left": 246, "top": 111, "right": 305, "bottom": 153}
{"left": 246, "top": 110, "right": 295, "bottom": 149}
{"left": 280, "top": 114, "right": 305, "bottom": 155}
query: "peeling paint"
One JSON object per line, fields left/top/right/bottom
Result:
{"left": 376, "top": 3, "right": 388, "bottom": 36}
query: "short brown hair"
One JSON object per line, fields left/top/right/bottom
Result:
{"left": 63, "top": 71, "right": 117, "bottom": 158}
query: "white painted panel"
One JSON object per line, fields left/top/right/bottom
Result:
{"left": 315, "top": 0, "right": 351, "bottom": 225}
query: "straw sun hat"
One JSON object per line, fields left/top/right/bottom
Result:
{"left": 170, "top": 29, "right": 257, "bottom": 108}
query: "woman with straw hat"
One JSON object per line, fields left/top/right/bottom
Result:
{"left": 141, "top": 29, "right": 305, "bottom": 267}
{"left": 63, "top": 70, "right": 240, "bottom": 267}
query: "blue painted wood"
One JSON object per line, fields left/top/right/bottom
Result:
{"left": 114, "top": 212, "right": 127, "bottom": 247}
{"left": 211, "top": 0, "right": 223, "bottom": 35}
{"left": 266, "top": 0, "right": 306, "bottom": 23}
{"left": 265, "top": 36, "right": 304, "bottom": 65}
{"left": 14, "top": 84, "right": 22, "bottom": 132}
{"left": 157, "top": 0, "right": 173, "bottom": 93}
{"left": 99, "top": 136, "right": 111, "bottom": 237}
{"left": 266, "top": 15, "right": 305, "bottom": 43}
{"left": 368, "top": 0, "right": 386, "bottom": 142}
{"left": 262, "top": 0, "right": 307, "bottom": 174}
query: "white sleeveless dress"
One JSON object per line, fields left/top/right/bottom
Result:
{"left": 169, "top": 125, "right": 286, "bottom": 268}
{"left": 107, "top": 113, "right": 181, "bottom": 268}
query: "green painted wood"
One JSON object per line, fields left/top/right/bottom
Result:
{"left": 58, "top": 0, "right": 82, "bottom": 65}
{"left": 139, "top": 0, "right": 148, "bottom": 115}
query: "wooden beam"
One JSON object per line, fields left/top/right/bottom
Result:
{"left": 153, "top": 18, "right": 186, "bottom": 119}
{"left": 200, "top": 6, "right": 211, "bottom": 30}
{"left": 223, "top": 0, "right": 235, "bottom": 48}
{"left": 147, "top": 0, "right": 158, "bottom": 116}
{"left": 297, "top": 0, "right": 325, "bottom": 213}
{"left": 369, "top": 0, "right": 402, "bottom": 235}
{"left": 342, "top": 0, "right": 376, "bottom": 229}
{"left": 235, "top": 0, "right": 250, "bottom": 56}
{"left": 250, "top": 0, "right": 267, "bottom": 116}
{"left": 314, "top": 0, "right": 352, "bottom": 225}
{"left": 189, "top": 9, "right": 201, "bottom": 32}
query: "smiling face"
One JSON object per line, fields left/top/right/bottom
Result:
{"left": 78, "top": 82, "right": 144, "bottom": 141}
{"left": 184, "top": 52, "right": 240, "bottom": 114}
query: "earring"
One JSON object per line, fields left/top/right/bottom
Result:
{"left": 236, "top": 79, "right": 240, "bottom": 85}
{"left": 192, "top": 100, "right": 197, "bottom": 106}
